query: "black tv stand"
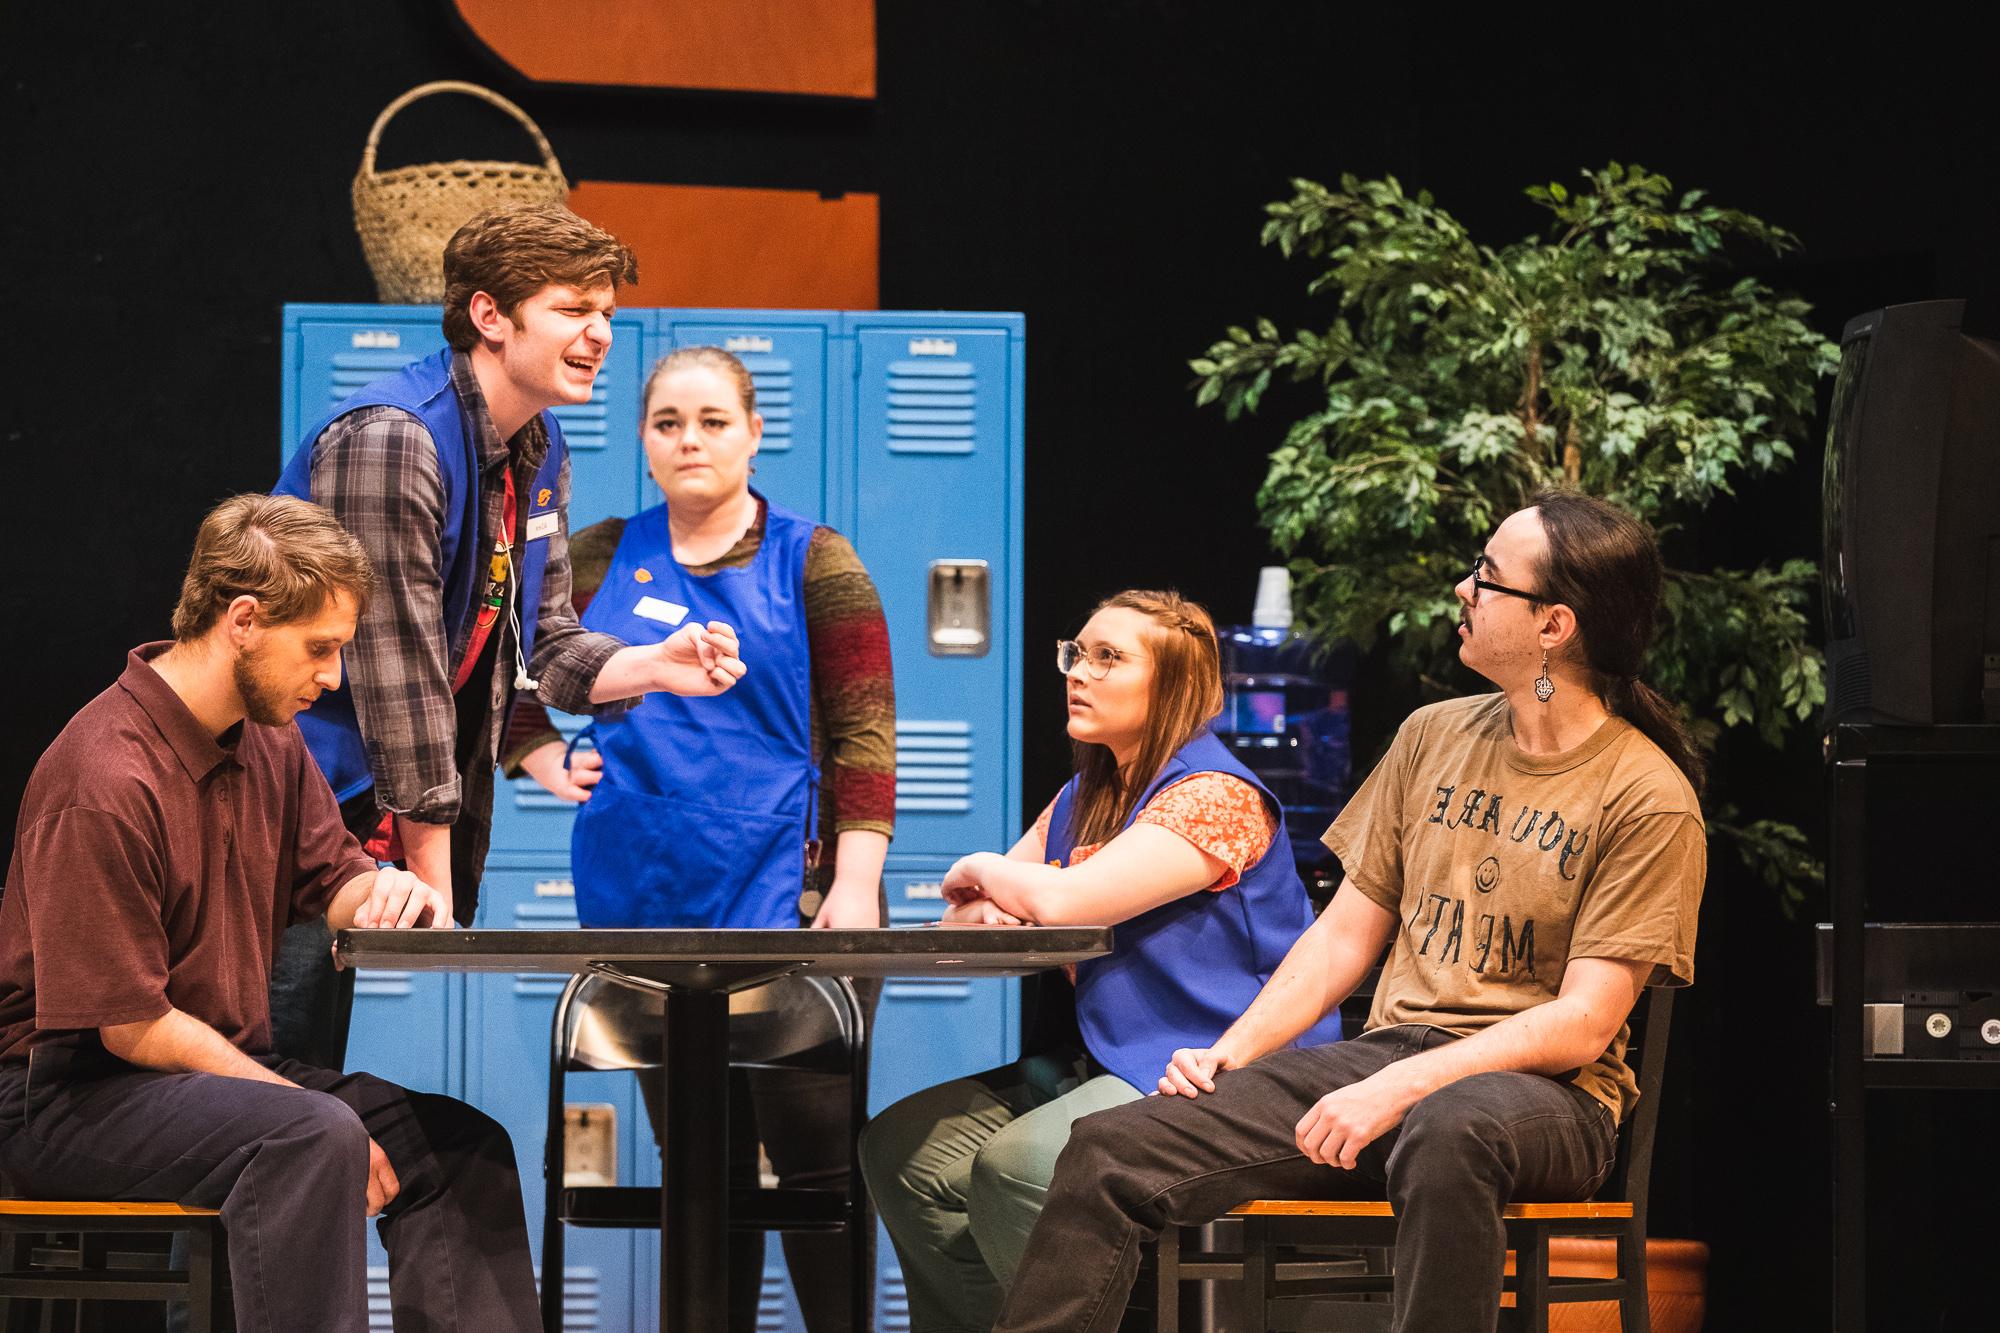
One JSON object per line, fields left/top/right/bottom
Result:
{"left": 1825, "top": 723, "right": 2000, "bottom": 1332}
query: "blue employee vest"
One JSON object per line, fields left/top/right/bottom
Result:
{"left": 273, "top": 348, "right": 569, "bottom": 802}
{"left": 570, "top": 495, "right": 819, "bottom": 930}
{"left": 1048, "top": 730, "right": 1342, "bottom": 1090}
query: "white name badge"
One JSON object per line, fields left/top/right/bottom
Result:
{"left": 525, "top": 511, "right": 560, "bottom": 542}
{"left": 633, "top": 596, "right": 689, "bottom": 626}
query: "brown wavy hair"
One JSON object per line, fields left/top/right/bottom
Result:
{"left": 1530, "top": 490, "right": 1707, "bottom": 796}
{"left": 440, "top": 205, "right": 639, "bottom": 352}
{"left": 171, "top": 494, "right": 375, "bottom": 641}
{"left": 1066, "top": 590, "right": 1226, "bottom": 848}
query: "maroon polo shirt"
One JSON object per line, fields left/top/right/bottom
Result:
{"left": 0, "top": 644, "right": 376, "bottom": 1063}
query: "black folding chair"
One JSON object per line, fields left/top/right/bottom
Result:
{"left": 539, "top": 970, "right": 871, "bottom": 1333}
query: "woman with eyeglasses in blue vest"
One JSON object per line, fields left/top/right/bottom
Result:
{"left": 860, "top": 588, "right": 1340, "bottom": 1333}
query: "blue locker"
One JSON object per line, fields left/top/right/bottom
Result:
{"left": 845, "top": 316, "right": 1025, "bottom": 860}
{"left": 279, "top": 305, "right": 1027, "bottom": 1332}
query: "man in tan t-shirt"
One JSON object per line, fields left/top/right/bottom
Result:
{"left": 992, "top": 492, "right": 1707, "bottom": 1333}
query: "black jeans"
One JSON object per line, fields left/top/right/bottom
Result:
{"left": 991, "top": 1025, "right": 1617, "bottom": 1333}
{"left": 0, "top": 1049, "right": 541, "bottom": 1333}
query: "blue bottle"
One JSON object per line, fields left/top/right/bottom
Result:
{"left": 1215, "top": 569, "right": 1353, "bottom": 903}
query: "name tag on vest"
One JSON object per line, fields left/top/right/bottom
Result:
{"left": 525, "top": 511, "right": 559, "bottom": 541}
{"left": 634, "top": 596, "right": 689, "bottom": 626}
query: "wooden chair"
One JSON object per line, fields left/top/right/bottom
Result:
{"left": 0, "top": 1201, "right": 228, "bottom": 1332}
{"left": 1153, "top": 987, "right": 1674, "bottom": 1333}
{"left": 539, "top": 970, "right": 871, "bottom": 1333}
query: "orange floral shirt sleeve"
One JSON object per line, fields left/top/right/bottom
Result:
{"left": 1056, "top": 773, "right": 1276, "bottom": 889}
{"left": 1133, "top": 773, "right": 1278, "bottom": 890}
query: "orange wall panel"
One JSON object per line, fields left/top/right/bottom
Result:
{"left": 567, "top": 181, "right": 878, "bottom": 311}
{"left": 454, "top": 0, "right": 875, "bottom": 99}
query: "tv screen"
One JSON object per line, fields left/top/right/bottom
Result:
{"left": 1822, "top": 299, "right": 2000, "bottom": 725}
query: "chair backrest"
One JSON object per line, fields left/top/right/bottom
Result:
{"left": 553, "top": 971, "right": 863, "bottom": 1075}
{"left": 1607, "top": 984, "right": 1675, "bottom": 1229}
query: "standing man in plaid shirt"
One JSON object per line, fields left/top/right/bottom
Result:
{"left": 272, "top": 205, "right": 745, "bottom": 1067}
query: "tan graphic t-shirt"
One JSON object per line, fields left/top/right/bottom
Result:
{"left": 1322, "top": 693, "right": 1704, "bottom": 1122}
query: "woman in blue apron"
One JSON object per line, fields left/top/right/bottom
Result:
{"left": 507, "top": 346, "right": 894, "bottom": 1333}
{"left": 859, "top": 589, "right": 1341, "bottom": 1333}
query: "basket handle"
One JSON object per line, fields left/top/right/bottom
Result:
{"left": 359, "top": 80, "right": 562, "bottom": 178}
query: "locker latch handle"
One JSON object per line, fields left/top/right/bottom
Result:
{"left": 927, "top": 560, "right": 991, "bottom": 657}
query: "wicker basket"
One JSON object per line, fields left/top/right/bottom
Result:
{"left": 351, "top": 80, "right": 569, "bottom": 304}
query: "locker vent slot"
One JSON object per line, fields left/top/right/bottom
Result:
{"left": 354, "top": 970, "right": 415, "bottom": 998}
{"left": 549, "top": 369, "right": 612, "bottom": 452}
{"left": 328, "top": 351, "right": 419, "bottom": 405}
{"left": 895, "top": 720, "right": 973, "bottom": 812}
{"left": 878, "top": 1264, "right": 912, "bottom": 1332}
{"left": 759, "top": 1267, "right": 790, "bottom": 1330}
{"left": 558, "top": 1267, "right": 603, "bottom": 1330}
{"left": 885, "top": 359, "right": 976, "bottom": 455}
{"left": 743, "top": 354, "right": 796, "bottom": 453}
{"left": 528, "top": 1267, "right": 604, "bottom": 1330}
{"left": 367, "top": 1267, "right": 393, "bottom": 1330}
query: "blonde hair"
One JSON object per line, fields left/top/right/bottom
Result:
{"left": 440, "top": 205, "right": 639, "bottom": 352}
{"left": 1066, "top": 589, "right": 1225, "bottom": 848}
{"left": 642, "top": 345, "right": 758, "bottom": 416}
{"left": 171, "top": 494, "right": 375, "bottom": 641}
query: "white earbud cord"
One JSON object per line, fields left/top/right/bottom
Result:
{"left": 505, "top": 545, "right": 538, "bottom": 692}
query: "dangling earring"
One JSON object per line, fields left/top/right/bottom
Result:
{"left": 1534, "top": 650, "right": 1556, "bottom": 703}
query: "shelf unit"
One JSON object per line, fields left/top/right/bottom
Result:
{"left": 1825, "top": 723, "right": 2000, "bottom": 1332}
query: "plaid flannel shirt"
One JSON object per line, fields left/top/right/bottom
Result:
{"left": 305, "top": 351, "right": 624, "bottom": 824}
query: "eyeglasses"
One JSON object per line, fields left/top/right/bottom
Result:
{"left": 1056, "top": 639, "right": 1148, "bottom": 680}
{"left": 1469, "top": 554, "right": 1542, "bottom": 605}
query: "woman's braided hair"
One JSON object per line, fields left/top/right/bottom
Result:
{"left": 1067, "top": 589, "right": 1225, "bottom": 848}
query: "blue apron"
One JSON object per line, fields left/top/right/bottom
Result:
{"left": 1048, "top": 731, "right": 1343, "bottom": 1089}
{"left": 571, "top": 495, "right": 818, "bottom": 929}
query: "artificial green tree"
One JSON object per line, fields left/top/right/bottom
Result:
{"left": 1193, "top": 163, "right": 1836, "bottom": 907}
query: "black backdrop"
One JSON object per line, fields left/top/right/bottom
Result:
{"left": 5, "top": 4, "right": 1996, "bottom": 1328}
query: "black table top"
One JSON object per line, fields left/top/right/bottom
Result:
{"left": 335, "top": 925, "right": 1112, "bottom": 990}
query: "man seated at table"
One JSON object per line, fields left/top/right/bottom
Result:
{"left": 0, "top": 495, "right": 542, "bottom": 1333}
{"left": 991, "top": 492, "right": 1707, "bottom": 1333}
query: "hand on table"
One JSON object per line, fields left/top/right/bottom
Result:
{"left": 810, "top": 879, "right": 883, "bottom": 929}
{"left": 351, "top": 868, "right": 451, "bottom": 930}
{"left": 941, "top": 898, "right": 1023, "bottom": 926}
{"left": 521, "top": 741, "right": 602, "bottom": 803}
{"left": 939, "top": 851, "right": 1008, "bottom": 906}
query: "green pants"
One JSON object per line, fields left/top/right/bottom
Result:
{"left": 859, "top": 1049, "right": 1140, "bottom": 1333}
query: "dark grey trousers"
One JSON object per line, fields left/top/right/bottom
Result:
{"left": 991, "top": 1025, "right": 1617, "bottom": 1333}
{"left": 0, "top": 1050, "right": 541, "bottom": 1333}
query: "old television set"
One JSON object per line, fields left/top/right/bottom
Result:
{"left": 1823, "top": 299, "right": 2000, "bottom": 725}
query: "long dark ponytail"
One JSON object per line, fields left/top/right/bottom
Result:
{"left": 1531, "top": 490, "right": 1707, "bottom": 797}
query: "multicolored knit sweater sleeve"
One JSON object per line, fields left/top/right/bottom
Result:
{"left": 501, "top": 505, "right": 897, "bottom": 848}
